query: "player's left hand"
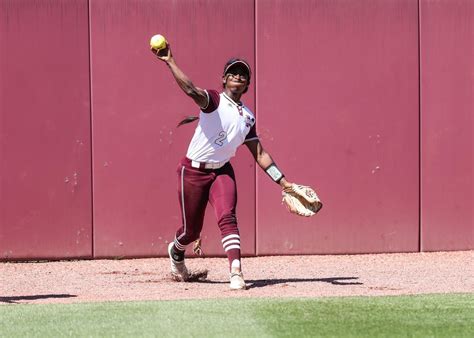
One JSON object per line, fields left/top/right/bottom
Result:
{"left": 282, "top": 183, "right": 323, "bottom": 217}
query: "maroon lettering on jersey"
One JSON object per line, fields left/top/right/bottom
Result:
{"left": 202, "top": 90, "right": 220, "bottom": 113}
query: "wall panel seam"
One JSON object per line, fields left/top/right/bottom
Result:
{"left": 254, "top": 0, "right": 258, "bottom": 256}
{"left": 418, "top": 0, "right": 423, "bottom": 253}
{"left": 87, "top": 0, "right": 95, "bottom": 258}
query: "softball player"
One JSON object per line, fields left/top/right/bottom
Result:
{"left": 152, "top": 45, "right": 293, "bottom": 290}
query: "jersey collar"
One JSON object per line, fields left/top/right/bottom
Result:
{"left": 222, "top": 92, "right": 243, "bottom": 107}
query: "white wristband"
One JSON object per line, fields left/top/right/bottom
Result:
{"left": 265, "top": 164, "right": 284, "bottom": 183}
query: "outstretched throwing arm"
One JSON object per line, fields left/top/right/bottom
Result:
{"left": 152, "top": 45, "right": 209, "bottom": 109}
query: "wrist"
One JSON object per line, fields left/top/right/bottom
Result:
{"left": 279, "top": 177, "right": 291, "bottom": 189}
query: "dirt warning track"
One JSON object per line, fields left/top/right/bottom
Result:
{"left": 1, "top": 251, "right": 472, "bottom": 304}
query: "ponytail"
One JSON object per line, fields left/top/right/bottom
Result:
{"left": 177, "top": 116, "right": 199, "bottom": 127}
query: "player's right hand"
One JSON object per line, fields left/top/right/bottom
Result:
{"left": 151, "top": 44, "right": 172, "bottom": 63}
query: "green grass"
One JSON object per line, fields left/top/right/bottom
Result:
{"left": 1, "top": 294, "right": 473, "bottom": 337}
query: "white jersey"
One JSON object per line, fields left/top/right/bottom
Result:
{"left": 186, "top": 90, "right": 258, "bottom": 163}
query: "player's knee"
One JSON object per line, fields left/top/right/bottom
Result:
{"left": 218, "top": 213, "right": 237, "bottom": 229}
{"left": 177, "top": 231, "right": 200, "bottom": 246}
{"left": 218, "top": 214, "right": 239, "bottom": 235}
{"left": 186, "top": 230, "right": 201, "bottom": 243}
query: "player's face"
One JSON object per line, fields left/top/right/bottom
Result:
{"left": 224, "top": 65, "right": 249, "bottom": 95}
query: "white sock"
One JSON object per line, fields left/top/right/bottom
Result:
{"left": 231, "top": 259, "right": 241, "bottom": 271}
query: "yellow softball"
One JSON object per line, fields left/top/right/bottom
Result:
{"left": 150, "top": 34, "right": 167, "bottom": 50}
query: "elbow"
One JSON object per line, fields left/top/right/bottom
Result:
{"left": 184, "top": 88, "right": 195, "bottom": 96}
{"left": 258, "top": 149, "right": 268, "bottom": 161}
{"left": 183, "top": 85, "right": 198, "bottom": 97}
{"left": 256, "top": 153, "right": 267, "bottom": 167}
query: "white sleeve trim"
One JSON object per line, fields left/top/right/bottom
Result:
{"left": 200, "top": 90, "right": 210, "bottom": 110}
{"left": 244, "top": 136, "right": 259, "bottom": 143}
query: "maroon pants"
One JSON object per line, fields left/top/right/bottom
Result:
{"left": 173, "top": 157, "right": 241, "bottom": 267}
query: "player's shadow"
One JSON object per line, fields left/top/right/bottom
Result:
{"left": 0, "top": 294, "right": 77, "bottom": 304}
{"left": 198, "top": 276, "right": 362, "bottom": 288}
{"left": 246, "top": 277, "right": 363, "bottom": 289}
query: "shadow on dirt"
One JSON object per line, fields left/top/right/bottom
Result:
{"left": 246, "top": 277, "right": 363, "bottom": 289}
{"left": 0, "top": 294, "right": 77, "bottom": 304}
{"left": 198, "top": 276, "right": 362, "bottom": 288}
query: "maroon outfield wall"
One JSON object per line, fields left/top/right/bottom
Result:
{"left": 0, "top": 0, "right": 92, "bottom": 259}
{"left": 255, "top": 0, "right": 420, "bottom": 254}
{"left": 0, "top": 0, "right": 472, "bottom": 260}
{"left": 420, "top": 0, "right": 473, "bottom": 251}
